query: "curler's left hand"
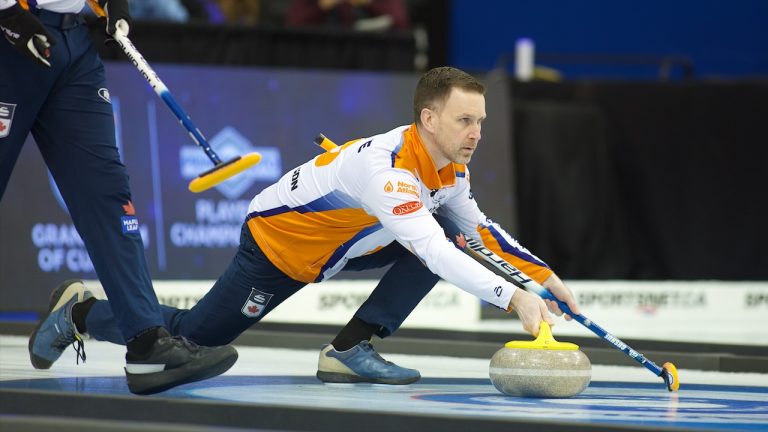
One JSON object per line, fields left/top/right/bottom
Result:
{"left": 542, "top": 273, "right": 580, "bottom": 321}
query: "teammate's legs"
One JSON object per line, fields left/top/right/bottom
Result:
{"left": 32, "top": 24, "right": 164, "bottom": 340}
{"left": 26, "top": 19, "right": 237, "bottom": 395}
{"left": 0, "top": 23, "right": 59, "bottom": 199}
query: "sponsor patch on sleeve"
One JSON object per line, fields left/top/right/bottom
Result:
{"left": 392, "top": 200, "right": 423, "bottom": 215}
{"left": 384, "top": 180, "right": 419, "bottom": 197}
{"left": 396, "top": 181, "right": 419, "bottom": 197}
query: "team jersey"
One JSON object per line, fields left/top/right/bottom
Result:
{"left": 246, "top": 124, "right": 552, "bottom": 310}
{"left": 1, "top": 0, "right": 84, "bottom": 13}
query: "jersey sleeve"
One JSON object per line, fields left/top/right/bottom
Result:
{"left": 361, "top": 168, "right": 517, "bottom": 309}
{"left": 437, "top": 169, "right": 553, "bottom": 284}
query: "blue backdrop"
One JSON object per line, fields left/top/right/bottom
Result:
{"left": 450, "top": 0, "right": 768, "bottom": 79}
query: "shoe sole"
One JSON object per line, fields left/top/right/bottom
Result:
{"left": 126, "top": 346, "right": 239, "bottom": 395}
{"left": 28, "top": 279, "right": 85, "bottom": 370}
{"left": 316, "top": 370, "right": 420, "bottom": 385}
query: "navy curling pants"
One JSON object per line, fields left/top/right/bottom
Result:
{"left": 0, "top": 10, "right": 164, "bottom": 340}
{"left": 86, "top": 220, "right": 447, "bottom": 346}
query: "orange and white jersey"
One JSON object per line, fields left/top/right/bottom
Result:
{"left": 246, "top": 124, "right": 552, "bottom": 309}
{"left": 1, "top": 1, "right": 85, "bottom": 13}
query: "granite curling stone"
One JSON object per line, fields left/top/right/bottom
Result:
{"left": 489, "top": 322, "right": 591, "bottom": 398}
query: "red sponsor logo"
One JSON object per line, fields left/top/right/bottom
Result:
{"left": 392, "top": 200, "right": 423, "bottom": 215}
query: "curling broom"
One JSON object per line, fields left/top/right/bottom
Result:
{"left": 87, "top": 0, "right": 261, "bottom": 193}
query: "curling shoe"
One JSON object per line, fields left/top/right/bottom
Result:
{"left": 316, "top": 341, "right": 420, "bottom": 385}
{"left": 125, "top": 328, "right": 238, "bottom": 395}
{"left": 29, "top": 279, "right": 93, "bottom": 369}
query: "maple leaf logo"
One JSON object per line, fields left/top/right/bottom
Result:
{"left": 0, "top": 122, "right": 6, "bottom": 132}
{"left": 455, "top": 234, "right": 467, "bottom": 250}
{"left": 248, "top": 305, "right": 259, "bottom": 314}
{"left": 122, "top": 201, "right": 136, "bottom": 215}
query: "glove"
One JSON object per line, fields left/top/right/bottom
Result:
{"left": 98, "top": 0, "right": 131, "bottom": 37}
{"left": 0, "top": 3, "right": 55, "bottom": 67}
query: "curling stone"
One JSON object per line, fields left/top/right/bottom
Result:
{"left": 489, "top": 322, "right": 591, "bottom": 398}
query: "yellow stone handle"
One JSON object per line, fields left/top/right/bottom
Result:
{"left": 504, "top": 322, "right": 580, "bottom": 350}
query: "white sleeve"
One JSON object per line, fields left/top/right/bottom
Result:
{"left": 0, "top": 1, "right": 18, "bottom": 11}
{"left": 361, "top": 169, "right": 516, "bottom": 309}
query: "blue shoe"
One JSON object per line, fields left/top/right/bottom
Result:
{"left": 316, "top": 341, "right": 420, "bottom": 385}
{"left": 29, "top": 279, "right": 93, "bottom": 369}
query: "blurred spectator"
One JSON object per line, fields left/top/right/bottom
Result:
{"left": 130, "top": 0, "right": 190, "bottom": 22}
{"left": 286, "top": 0, "right": 409, "bottom": 31}
{"left": 260, "top": 0, "right": 294, "bottom": 26}
{"left": 180, "top": 0, "right": 227, "bottom": 24}
{"left": 218, "top": 0, "right": 262, "bottom": 25}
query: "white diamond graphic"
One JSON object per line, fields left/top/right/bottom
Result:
{"left": 179, "top": 127, "right": 282, "bottom": 199}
